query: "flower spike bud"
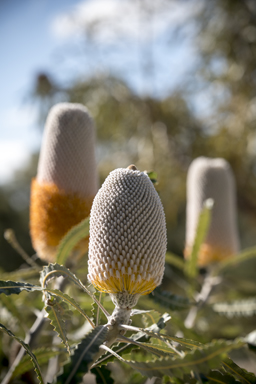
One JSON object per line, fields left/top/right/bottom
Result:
{"left": 184, "top": 156, "right": 240, "bottom": 267}
{"left": 30, "top": 103, "right": 98, "bottom": 262}
{"left": 88, "top": 166, "right": 167, "bottom": 313}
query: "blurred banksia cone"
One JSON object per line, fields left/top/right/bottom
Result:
{"left": 88, "top": 165, "right": 167, "bottom": 309}
{"left": 184, "top": 157, "right": 240, "bottom": 267}
{"left": 30, "top": 103, "right": 98, "bottom": 262}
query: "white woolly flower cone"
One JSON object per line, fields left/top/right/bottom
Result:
{"left": 185, "top": 157, "right": 240, "bottom": 267}
{"left": 88, "top": 165, "right": 167, "bottom": 310}
{"left": 30, "top": 102, "right": 98, "bottom": 262}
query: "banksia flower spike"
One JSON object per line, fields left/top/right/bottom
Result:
{"left": 184, "top": 157, "right": 240, "bottom": 267}
{"left": 88, "top": 165, "right": 167, "bottom": 323}
{"left": 30, "top": 103, "right": 98, "bottom": 262}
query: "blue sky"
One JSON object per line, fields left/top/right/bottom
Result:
{"left": 0, "top": 0, "right": 82, "bottom": 183}
{"left": 0, "top": 0, "right": 196, "bottom": 184}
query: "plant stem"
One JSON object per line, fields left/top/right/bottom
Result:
{"left": 184, "top": 274, "right": 221, "bottom": 329}
{"left": 2, "top": 310, "right": 46, "bottom": 384}
{"left": 4, "top": 229, "right": 40, "bottom": 270}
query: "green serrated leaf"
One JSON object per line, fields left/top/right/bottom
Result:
{"left": 91, "top": 365, "right": 115, "bottom": 384}
{"left": 40, "top": 264, "right": 109, "bottom": 320}
{"left": 45, "top": 297, "right": 72, "bottom": 353}
{"left": 56, "top": 325, "right": 108, "bottom": 384}
{"left": 185, "top": 199, "right": 213, "bottom": 278}
{"left": 0, "top": 280, "right": 38, "bottom": 295}
{"left": 40, "top": 263, "right": 83, "bottom": 289}
{"left": 126, "top": 338, "right": 245, "bottom": 379}
{"left": 39, "top": 263, "right": 87, "bottom": 304}
{"left": 56, "top": 216, "right": 90, "bottom": 266}
{"left": 172, "top": 374, "right": 197, "bottom": 384}
{"left": 165, "top": 252, "right": 185, "bottom": 271}
{"left": 213, "top": 298, "right": 256, "bottom": 318}
{"left": 142, "top": 310, "right": 164, "bottom": 328}
{"left": 222, "top": 357, "right": 256, "bottom": 384}
{"left": 0, "top": 322, "right": 44, "bottom": 384}
{"left": 12, "top": 347, "right": 67, "bottom": 379}
{"left": 161, "top": 335, "right": 202, "bottom": 350}
{"left": 40, "top": 263, "right": 88, "bottom": 293}
{"left": 206, "top": 370, "right": 239, "bottom": 384}
{"left": 95, "top": 313, "right": 171, "bottom": 367}
{"left": 140, "top": 341, "right": 176, "bottom": 356}
{"left": 91, "top": 291, "right": 103, "bottom": 325}
{"left": 46, "top": 288, "right": 95, "bottom": 328}
{"left": 149, "top": 288, "right": 190, "bottom": 311}
{"left": 40, "top": 263, "right": 105, "bottom": 320}
{"left": 121, "top": 326, "right": 202, "bottom": 353}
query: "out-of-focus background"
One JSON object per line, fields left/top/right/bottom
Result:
{"left": 1, "top": 0, "right": 256, "bottom": 271}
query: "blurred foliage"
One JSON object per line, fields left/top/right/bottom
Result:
{"left": 2, "top": 0, "right": 256, "bottom": 270}
{"left": 0, "top": 0, "right": 256, "bottom": 269}
{"left": 194, "top": 0, "right": 256, "bottom": 244}
{"left": 1, "top": 0, "right": 256, "bottom": 381}
{"left": 0, "top": 208, "right": 256, "bottom": 383}
{"left": 0, "top": 154, "right": 38, "bottom": 271}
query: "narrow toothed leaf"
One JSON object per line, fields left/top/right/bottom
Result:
{"left": 56, "top": 216, "right": 90, "bottom": 266}
{"left": 12, "top": 347, "right": 67, "bottom": 379}
{"left": 149, "top": 288, "right": 191, "bottom": 311}
{"left": 95, "top": 313, "right": 171, "bottom": 367}
{"left": 222, "top": 357, "right": 256, "bottom": 384}
{"left": 126, "top": 338, "right": 245, "bottom": 379}
{"left": 40, "top": 263, "right": 109, "bottom": 321}
{"left": 45, "top": 297, "right": 72, "bottom": 353}
{"left": 40, "top": 263, "right": 86, "bottom": 289}
{"left": 91, "top": 365, "right": 115, "bottom": 384}
{"left": 56, "top": 325, "right": 108, "bottom": 384}
{"left": 46, "top": 289, "right": 95, "bottom": 328}
{"left": 116, "top": 326, "right": 203, "bottom": 353}
{"left": 144, "top": 312, "right": 171, "bottom": 334}
{"left": 141, "top": 310, "right": 165, "bottom": 328}
{"left": 0, "top": 322, "right": 44, "bottom": 384}
{"left": 0, "top": 280, "right": 39, "bottom": 295}
{"left": 40, "top": 263, "right": 110, "bottom": 320}
{"left": 91, "top": 291, "right": 103, "bottom": 326}
{"left": 138, "top": 342, "right": 176, "bottom": 357}
{"left": 160, "top": 335, "right": 202, "bottom": 350}
{"left": 206, "top": 370, "right": 239, "bottom": 384}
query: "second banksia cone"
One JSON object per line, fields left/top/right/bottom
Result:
{"left": 185, "top": 157, "right": 240, "bottom": 267}
{"left": 30, "top": 103, "right": 98, "bottom": 262}
{"left": 88, "top": 165, "right": 167, "bottom": 309}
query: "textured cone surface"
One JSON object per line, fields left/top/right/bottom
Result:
{"left": 30, "top": 103, "right": 98, "bottom": 262}
{"left": 88, "top": 167, "right": 167, "bottom": 302}
{"left": 37, "top": 102, "right": 98, "bottom": 195}
{"left": 185, "top": 157, "right": 240, "bottom": 266}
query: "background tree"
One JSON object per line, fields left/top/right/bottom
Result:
{"left": 2, "top": 0, "right": 256, "bottom": 270}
